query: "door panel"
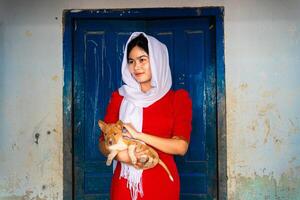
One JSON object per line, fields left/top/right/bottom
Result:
{"left": 147, "top": 18, "right": 216, "bottom": 199}
{"left": 74, "top": 18, "right": 216, "bottom": 199}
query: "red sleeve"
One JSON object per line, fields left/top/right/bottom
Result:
{"left": 172, "top": 89, "right": 192, "bottom": 142}
{"left": 104, "top": 91, "right": 123, "bottom": 123}
{"left": 99, "top": 91, "right": 123, "bottom": 141}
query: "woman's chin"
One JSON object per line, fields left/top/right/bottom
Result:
{"left": 134, "top": 77, "right": 146, "bottom": 83}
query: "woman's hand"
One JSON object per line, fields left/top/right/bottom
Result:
{"left": 123, "top": 123, "right": 189, "bottom": 156}
{"left": 123, "top": 123, "right": 140, "bottom": 139}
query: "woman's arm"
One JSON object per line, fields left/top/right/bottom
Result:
{"left": 138, "top": 133, "right": 189, "bottom": 156}
{"left": 99, "top": 140, "right": 153, "bottom": 168}
{"left": 123, "top": 124, "right": 189, "bottom": 156}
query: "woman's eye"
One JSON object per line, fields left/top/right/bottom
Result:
{"left": 141, "top": 57, "right": 148, "bottom": 62}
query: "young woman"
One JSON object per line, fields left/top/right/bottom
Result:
{"left": 99, "top": 32, "right": 192, "bottom": 200}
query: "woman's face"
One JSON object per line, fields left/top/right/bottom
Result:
{"left": 128, "top": 46, "right": 152, "bottom": 89}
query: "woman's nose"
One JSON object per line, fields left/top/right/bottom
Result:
{"left": 134, "top": 61, "right": 141, "bottom": 70}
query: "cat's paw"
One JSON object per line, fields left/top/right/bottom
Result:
{"left": 139, "top": 155, "right": 149, "bottom": 163}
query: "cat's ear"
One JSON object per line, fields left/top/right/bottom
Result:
{"left": 98, "top": 120, "right": 107, "bottom": 131}
{"left": 116, "top": 120, "right": 123, "bottom": 129}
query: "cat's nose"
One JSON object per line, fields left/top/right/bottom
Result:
{"left": 109, "top": 140, "right": 113, "bottom": 145}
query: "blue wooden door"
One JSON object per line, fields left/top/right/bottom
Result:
{"left": 74, "top": 17, "right": 216, "bottom": 200}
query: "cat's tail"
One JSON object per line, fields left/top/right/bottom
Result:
{"left": 158, "top": 160, "right": 174, "bottom": 182}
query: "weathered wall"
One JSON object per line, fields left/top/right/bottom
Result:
{"left": 0, "top": 0, "right": 299, "bottom": 199}
{"left": 226, "top": 1, "right": 300, "bottom": 199}
{"left": 0, "top": 1, "right": 63, "bottom": 199}
{"left": 225, "top": 1, "right": 300, "bottom": 199}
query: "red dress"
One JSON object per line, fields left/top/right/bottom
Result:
{"left": 101, "top": 89, "right": 192, "bottom": 200}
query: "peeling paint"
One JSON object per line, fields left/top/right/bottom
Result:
{"left": 231, "top": 170, "right": 300, "bottom": 200}
{"left": 0, "top": 190, "right": 49, "bottom": 200}
{"left": 70, "top": 9, "right": 82, "bottom": 13}
{"left": 227, "top": 74, "right": 300, "bottom": 198}
{"left": 196, "top": 8, "right": 202, "bottom": 16}
{"left": 0, "top": 173, "right": 22, "bottom": 194}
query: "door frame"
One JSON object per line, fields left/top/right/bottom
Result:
{"left": 63, "top": 7, "right": 226, "bottom": 199}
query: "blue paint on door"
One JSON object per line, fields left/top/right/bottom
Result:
{"left": 73, "top": 16, "right": 217, "bottom": 200}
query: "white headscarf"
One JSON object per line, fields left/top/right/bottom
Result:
{"left": 117, "top": 32, "right": 172, "bottom": 200}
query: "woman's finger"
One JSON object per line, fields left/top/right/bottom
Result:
{"left": 133, "top": 162, "right": 144, "bottom": 169}
{"left": 123, "top": 124, "right": 133, "bottom": 133}
{"left": 122, "top": 132, "right": 132, "bottom": 138}
{"left": 136, "top": 150, "right": 149, "bottom": 158}
{"left": 124, "top": 124, "right": 137, "bottom": 133}
{"left": 123, "top": 124, "right": 139, "bottom": 139}
{"left": 123, "top": 123, "right": 132, "bottom": 129}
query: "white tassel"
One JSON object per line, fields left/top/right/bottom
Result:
{"left": 119, "top": 163, "right": 144, "bottom": 200}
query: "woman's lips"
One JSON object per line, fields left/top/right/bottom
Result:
{"left": 134, "top": 73, "right": 144, "bottom": 77}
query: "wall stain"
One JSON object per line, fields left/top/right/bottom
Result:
{"left": 227, "top": 86, "right": 238, "bottom": 172}
{"left": 263, "top": 118, "right": 271, "bottom": 143}
{"left": 25, "top": 31, "right": 32, "bottom": 37}
{"left": 239, "top": 82, "right": 248, "bottom": 90}
{"left": 248, "top": 119, "right": 258, "bottom": 132}
{"left": 272, "top": 136, "right": 283, "bottom": 152}
{"left": 11, "top": 143, "right": 19, "bottom": 151}
{"left": 289, "top": 157, "right": 297, "bottom": 164}
{"left": 261, "top": 90, "right": 277, "bottom": 98}
{"left": 288, "top": 119, "right": 299, "bottom": 134}
{"left": 54, "top": 98, "right": 63, "bottom": 175}
{"left": 51, "top": 75, "right": 58, "bottom": 81}
{"left": 257, "top": 103, "right": 275, "bottom": 117}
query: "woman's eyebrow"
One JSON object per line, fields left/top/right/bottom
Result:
{"left": 129, "top": 55, "right": 149, "bottom": 60}
{"left": 137, "top": 55, "right": 149, "bottom": 60}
